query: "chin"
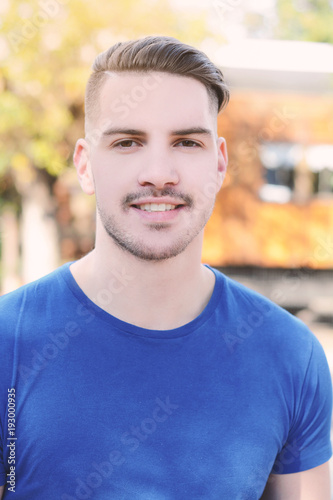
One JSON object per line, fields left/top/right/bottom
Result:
{"left": 120, "top": 243, "right": 189, "bottom": 262}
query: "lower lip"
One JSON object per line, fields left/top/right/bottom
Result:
{"left": 130, "top": 206, "right": 185, "bottom": 222}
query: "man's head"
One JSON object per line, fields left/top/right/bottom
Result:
{"left": 75, "top": 36, "right": 229, "bottom": 263}
{"left": 85, "top": 35, "right": 230, "bottom": 133}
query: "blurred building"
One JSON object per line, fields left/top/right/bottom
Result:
{"left": 203, "top": 39, "right": 333, "bottom": 269}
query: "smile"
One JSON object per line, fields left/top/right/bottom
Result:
{"left": 136, "top": 203, "right": 178, "bottom": 212}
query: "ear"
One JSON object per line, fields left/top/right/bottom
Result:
{"left": 73, "top": 138, "right": 95, "bottom": 195}
{"left": 216, "top": 136, "right": 228, "bottom": 192}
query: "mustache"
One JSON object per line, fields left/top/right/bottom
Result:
{"left": 123, "top": 188, "right": 193, "bottom": 207}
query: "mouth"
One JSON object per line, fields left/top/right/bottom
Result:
{"left": 132, "top": 203, "right": 183, "bottom": 212}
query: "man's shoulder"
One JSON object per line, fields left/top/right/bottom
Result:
{"left": 0, "top": 264, "right": 70, "bottom": 315}
{"left": 212, "top": 266, "right": 318, "bottom": 353}
{"left": 213, "top": 266, "right": 290, "bottom": 319}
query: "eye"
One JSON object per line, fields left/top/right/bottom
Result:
{"left": 113, "top": 139, "right": 141, "bottom": 149}
{"left": 175, "top": 139, "right": 201, "bottom": 148}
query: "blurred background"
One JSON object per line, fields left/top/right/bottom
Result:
{"left": 0, "top": 0, "right": 332, "bottom": 317}
{"left": 0, "top": 0, "right": 333, "bottom": 487}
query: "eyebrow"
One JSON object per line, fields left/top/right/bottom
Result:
{"left": 102, "top": 128, "right": 145, "bottom": 137}
{"left": 101, "top": 126, "right": 213, "bottom": 138}
{"left": 170, "top": 127, "right": 213, "bottom": 137}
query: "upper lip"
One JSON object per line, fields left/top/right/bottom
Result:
{"left": 130, "top": 197, "right": 186, "bottom": 207}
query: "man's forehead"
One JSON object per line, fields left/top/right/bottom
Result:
{"left": 86, "top": 71, "right": 218, "bottom": 139}
{"left": 98, "top": 70, "right": 213, "bottom": 110}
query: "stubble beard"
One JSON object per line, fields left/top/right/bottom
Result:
{"left": 96, "top": 199, "right": 215, "bottom": 263}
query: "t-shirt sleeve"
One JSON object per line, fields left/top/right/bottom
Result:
{"left": 272, "top": 334, "right": 332, "bottom": 474}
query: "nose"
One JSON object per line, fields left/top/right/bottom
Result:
{"left": 137, "top": 147, "right": 179, "bottom": 189}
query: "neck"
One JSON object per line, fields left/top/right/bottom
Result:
{"left": 70, "top": 234, "right": 215, "bottom": 330}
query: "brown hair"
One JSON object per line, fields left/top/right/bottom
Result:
{"left": 85, "top": 35, "right": 230, "bottom": 130}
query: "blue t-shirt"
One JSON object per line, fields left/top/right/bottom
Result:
{"left": 0, "top": 263, "right": 332, "bottom": 499}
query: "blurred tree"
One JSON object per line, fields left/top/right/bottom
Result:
{"left": 275, "top": 0, "right": 333, "bottom": 43}
{"left": 0, "top": 0, "right": 210, "bottom": 288}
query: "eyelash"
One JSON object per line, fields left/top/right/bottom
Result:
{"left": 113, "top": 139, "right": 139, "bottom": 149}
{"left": 111, "top": 139, "right": 202, "bottom": 149}
{"left": 175, "top": 140, "right": 201, "bottom": 148}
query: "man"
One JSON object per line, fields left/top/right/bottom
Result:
{"left": 0, "top": 35, "right": 331, "bottom": 499}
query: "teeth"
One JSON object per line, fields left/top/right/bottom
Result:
{"left": 138, "top": 203, "right": 177, "bottom": 212}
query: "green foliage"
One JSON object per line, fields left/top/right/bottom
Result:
{"left": 275, "top": 0, "right": 333, "bottom": 43}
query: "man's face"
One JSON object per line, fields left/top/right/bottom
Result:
{"left": 74, "top": 72, "right": 227, "bottom": 262}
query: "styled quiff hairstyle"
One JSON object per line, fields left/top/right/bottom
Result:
{"left": 85, "top": 35, "right": 230, "bottom": 131}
